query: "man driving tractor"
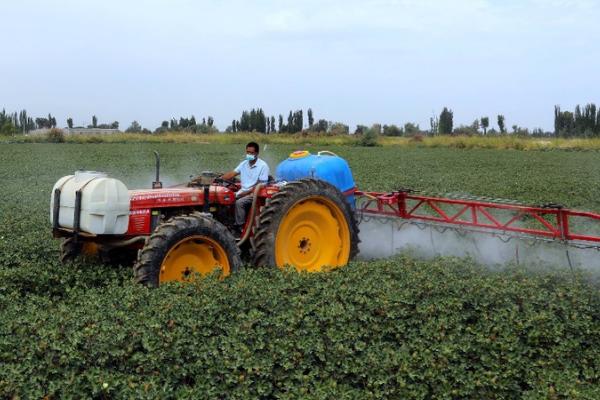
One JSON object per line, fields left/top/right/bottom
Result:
{"left": 221, "top": 142, "right": 270, "bottom": 234}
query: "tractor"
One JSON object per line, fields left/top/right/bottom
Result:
{"left": 51, "top": 150, "right": 360, "bottom": 286}
{"left": 52, "top": 150, "right": 600, "bottom": 286}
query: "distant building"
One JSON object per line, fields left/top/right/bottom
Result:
{"left": 26, "top": 128, "right": 51, "bottom": 136}
{"left": 64, "top": 128, "right": 121, "bottom": 135}
{"left": 25, "top": 127, "right": 122, "bottom": 136}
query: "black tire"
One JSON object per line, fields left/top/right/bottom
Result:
{"left": 133, "top": 212, "right": 241, "bottom": 287}
{"left": 59, "top": 237, "right": 99, "bottom": 263}
{"left": 252, "top": 178, "right": 359, "bottom": 270}
{"left": 59, "top": 237, "right": 81, "bottom": 263}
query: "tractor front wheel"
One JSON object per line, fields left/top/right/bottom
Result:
{"left": 252, "top": 178, "right": 359, "bottom": 271}
{"left": 133, "top": 212, "right": 241, "bottom": 287}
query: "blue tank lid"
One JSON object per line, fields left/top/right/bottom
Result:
{"left": 276, "top": 150, "right": 356, "bottom": 207}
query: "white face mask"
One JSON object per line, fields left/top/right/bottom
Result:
{"left": 245, "top": 154, "right": 256, "bottom": 161}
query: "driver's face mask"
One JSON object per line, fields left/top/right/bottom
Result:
{"left": 245, "top": 153, "right": 256, "bottom": 161}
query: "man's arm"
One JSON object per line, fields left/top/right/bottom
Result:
{"left": 258, "top": 163, "right": 270, "bottom": 183}
{"left": 222, "top": 161, "right": 244, "bottom": 181}
{"left": 236, "top": 185, "right": 256, "bottom": 199}
{"left": 221, "top": 170, "right": 239, "bottom": 181}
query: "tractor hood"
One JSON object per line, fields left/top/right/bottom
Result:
{"left": 129, "top": 186, "right": 236, "bottom": 210}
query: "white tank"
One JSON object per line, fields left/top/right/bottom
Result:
{"left": 50, "top": 171, "right": 130, "bottom": 235}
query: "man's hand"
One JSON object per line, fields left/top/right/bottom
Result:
{"left": 236, "top": 188, "right": 253, "bottom": 199}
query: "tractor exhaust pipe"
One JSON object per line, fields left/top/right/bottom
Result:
{"left": 152, "top": 151, "right": 162, "bottom": 189}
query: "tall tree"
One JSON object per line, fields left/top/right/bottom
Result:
{"left": 438, "top": 107, "right": 453, "bottom": 134}
{"left": 480, "top": 117, "right": 489, "bottom": 135}
{"left": 559, "top": 111, "right": 575, "bottom": 137}
{"left": 287, "top": 111, "right": 293, "bottom": 133}
{"left": 92, "top": 115, "right": 97, "bottom": 128}
{"left": 18, "top": 110, "right": 25, "bottom": 132}
{"left": 237, "top": 109, "right": 267, "bottom": 132}
{"left": 429, "top": 115, "right": 439, "bottom": 136}
{"left": 16, "top": 110, "right": 35, "bottom": 133}
{"left": 278, "top": 114, "right": 283, "bottom": 132}
{"left": 257, "top": 109, "right": 266, "bottom": 133}
{"left": 207, "top": 116, "right": 214, "bottom": 127}
{"left": 554, "top": 104, "right": 598, "bottom": 137}
{"left": 288, "top": 109, "right": 303, "bottom": 133}
{"left": 584, "top": 103, "right": 597, "bottom": 135}
{"left": 554, "top": 106, "right": 561, "bottom": 136}
{"left": 240, "top": 112, "right": 249, "bottom": 131}
{"left": 497, "top": 114, "right": 506, "bottom": 134}
{"left": 0, "top": 109, "right": 19, "bottom": 135}
{"left": 307, "top": 108, "right": 314, "bottom": 128}
{"left": 249, "top": 109, "right": 256, "bottom": 131}
{"left": 270, "top": 116, "right": 276, "bottom": 133}
{"left": 296, "top": 109, "right": 303, "bottom": 132}
{"left": 67, "top": 118, "right": 73, "bottom": 129}
{"left": 574, "top": 105, "right": 584, "bottom": 135}
{"left": 315, "top": 119, "right": 328, "bottom": 132}
{"left": 126, "top": 121, "right": 142, "bottom": 133}
{"left": 35, "top": 117, "right": 49, "bottom": 129}
{"left": 25, "top": 115, "right": 35, "bottom": 132}
{"left": 554, "top": 106, "right": 575, "bottom": 137}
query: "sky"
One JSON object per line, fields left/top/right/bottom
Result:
{"left": 1, "top": 0, "right": 599, "bottom": 132}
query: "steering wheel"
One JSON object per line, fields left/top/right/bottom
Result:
{"left": 214, "top": 176, "right": 237, "bottom": 186}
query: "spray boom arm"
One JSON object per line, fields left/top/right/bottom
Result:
{"left": 356, "top": 190, "right": 600, "bottom": 248}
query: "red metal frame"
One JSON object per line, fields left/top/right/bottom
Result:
{"left": 356, "top": 190, "right": 600, "bottom": 244}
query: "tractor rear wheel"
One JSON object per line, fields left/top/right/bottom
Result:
{"left": 133, "top": 212, "right": 241, "bottom": 287}
{"left": 252, "top": 178, "right": 359, "bottom": 271}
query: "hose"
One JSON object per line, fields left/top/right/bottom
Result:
{"left": 317, "top": 150, "right": 338, "bottom": 157}
{"left": 100, "top": 236, "right": 147, "bottom": 249}
{"left": 237, "top": 183, "right": 265, "bottom": 247}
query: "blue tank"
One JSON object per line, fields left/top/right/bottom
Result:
{"left": 276, "top": 150, "right": 356, "bottom": 207}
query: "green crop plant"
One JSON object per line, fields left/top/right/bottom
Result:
{"left": 1, "top": 143, "right": 599, "bottom": 398}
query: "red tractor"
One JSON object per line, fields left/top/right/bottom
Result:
{"left": 51, "top": 151, "right": 360, "bottom": 286}
{"left": 52, "top": 150, "right": 600, "bottom": 285}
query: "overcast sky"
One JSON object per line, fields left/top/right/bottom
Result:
{"left": 1, "top": 0, "right": 599, "bottom": 131}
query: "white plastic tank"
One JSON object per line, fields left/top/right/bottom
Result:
{"left": 50, "top": 171, "right": 130, "bottom": 234}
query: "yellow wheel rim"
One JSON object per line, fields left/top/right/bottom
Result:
{"left": 275, "top": 196, "right": 351, "bottom": 272}
{"left": 81, "top": 242, "right": 99, "bottom": 256}
{"left": 160, "top": 235, "right": 230, "bottom": 283}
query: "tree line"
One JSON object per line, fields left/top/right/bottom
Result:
{"left": 1, "top": 109, "right": 47, "bottom": 134}
{"left": 1, "top": 104, "right": 598, "bottom": 137}
{"left": 379, "top": 104, "right": 594, "bottom": 138}
{"left": 0, "top": 110, "right": 123, "bottom": 135}
{"left": 554, "top": 104, "right": 600, "bottom": 137}
{"left": 227, "top": 108, "right": 354, "bottom": 135}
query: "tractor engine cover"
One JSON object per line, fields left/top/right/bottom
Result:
{"left": 50, "top": 171, "right": 130, "bottom": 234}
